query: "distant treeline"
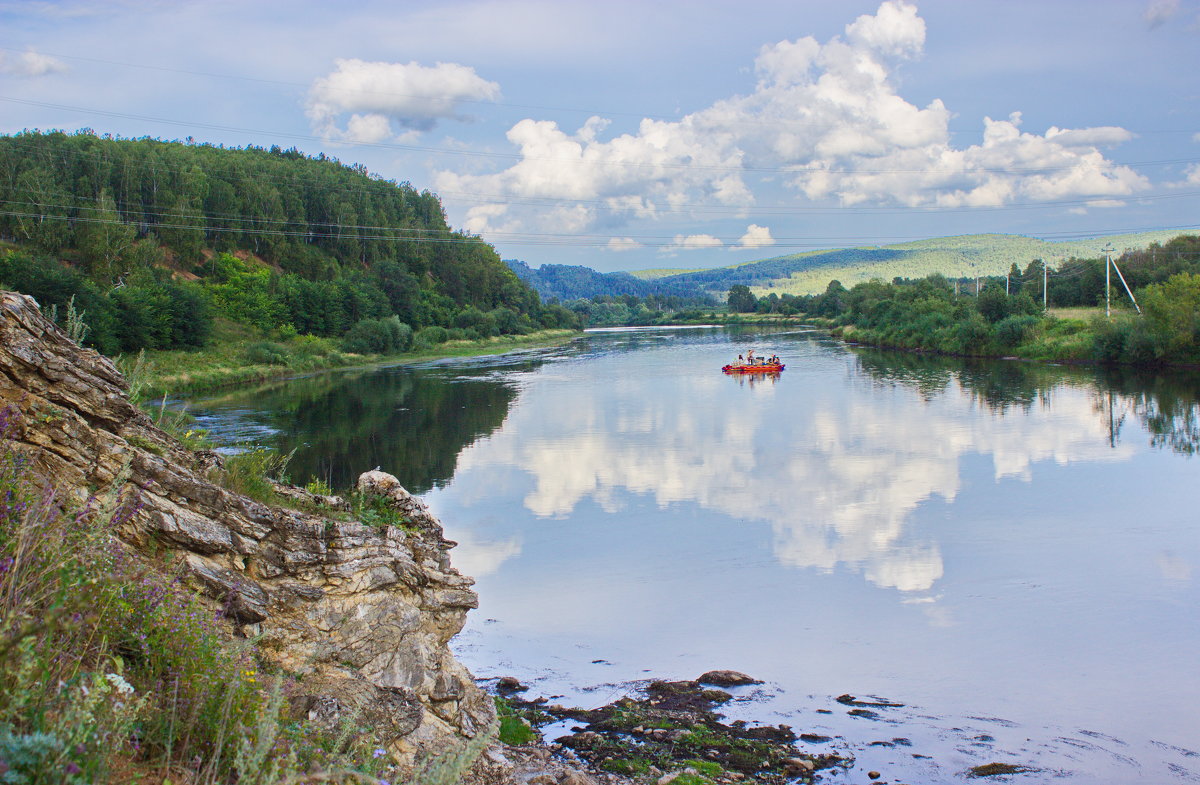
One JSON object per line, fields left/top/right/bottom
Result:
{"left": 730, "top": 234, "right": 1200, "bottom": 317}
{"left": 563, "top": 293, "right": 718, "bottom": 326}
{"left": 0, "top": 131, "right": 579, "bottom": 355}
{"left": 506, "top": 259, "right": 715, "bottom": 301}
{"left": 759, "top": 234, "right": 1200, "bottom": 365}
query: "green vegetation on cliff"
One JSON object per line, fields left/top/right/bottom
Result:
{"left": 0, "top": 408, "right": 402, "bottom": 783}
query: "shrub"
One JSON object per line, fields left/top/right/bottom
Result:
{"left": 341, "top": 316, "right": 413, "bottom": 355}
{"left": 1091, "top": 317, "right": 1133, "bottom": 363}
{"left": 993, "top": 314, "right": 1040, "bottom": 348}
{"left": 447, "top": 327, "right": 479, "bottom": 341}
{"left": 349, "top": 490, "right": 411, "bottom": 530}
{"left": 1124, "top": 322, "right": 1165, "bottom": 365}
{"left": 415, "top": 325, "right": 449, "bottom": 346}
{"left": 290, "top": 333, "right": 338, "bottom": 358}
{"left": 950, "top": 312, "right": 992, "bottom": 354}
{"left": 493, "top": 697, "right": 538, "bottom": 746}
{"left": 218, "top": 447, "right": 291, "bottom": 503}
{"left": 975, "top": 285, "right": 1009, "bottom": 323}
{"left": 244, "top": 341, "right": 290, "bottom": 366}
{"left": 1141, "top": 272, "right": 1200, "bottom": 358}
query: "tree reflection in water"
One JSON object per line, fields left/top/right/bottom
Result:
{"left": 853, "top": 349, "right": 1200, "bottom": 455}
{"left": 192, "top": 362, "right": 525, "bottom": 493}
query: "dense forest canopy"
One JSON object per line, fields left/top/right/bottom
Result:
{"left": 0, "top": 130, "right": 578, "bottom": 354}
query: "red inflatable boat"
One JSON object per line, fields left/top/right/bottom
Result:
{"left": 722, "top": 362, "right": 785, "bottom": 374}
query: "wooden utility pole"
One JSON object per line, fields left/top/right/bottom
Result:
{"left": 1043, "top": 262, "right": 1048, "bottom": 310}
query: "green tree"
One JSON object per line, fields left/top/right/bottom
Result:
{"left": 814, "top": 280, "right": 848, "bottom": 317}
{"left": 75, "top": 190, "right": 136, "bottom": 282}
{"left": 11, "top": 167, "right": 71, "bottom": 252}
{"left": 976, "top": 284, "right": 1009, "bottom": 323}
{"left": 727, "top": 284, "right": 757, "bottom": 312}
{"left": 1141, "top": 272, "right": 1200, "bottom": 356}
{"left": 156, "top": 196, "right": 207, "bottom": 265}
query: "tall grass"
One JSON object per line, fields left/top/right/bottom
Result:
{"left": 0, "top": 405, "right": 422, "bottom": 784}
{"left": 133, "top": 322, "right": 578, "bottom": 398}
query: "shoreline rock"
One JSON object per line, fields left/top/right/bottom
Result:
{"left": 499, "top": 676, "right": 851, "bottom": 785}
{"left": 0, "top": 290, "right": 494, "bottom": 769}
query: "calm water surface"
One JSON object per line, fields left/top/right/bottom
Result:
{"left": 186, "top": 327, "right": 1200, "bottom": 784}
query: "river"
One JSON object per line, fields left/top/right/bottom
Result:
{"left": 184, "top": 326, "right": 1200, "bottom": 784}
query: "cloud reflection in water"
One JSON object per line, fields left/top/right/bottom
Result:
{"left": 453, "top": 358, "right": 1132, "bottom": 595}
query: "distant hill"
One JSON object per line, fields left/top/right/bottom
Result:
{"left": 626, "top": 267, "right": 706, "bottom": 280}
{"left": 505, "top": 259, "right": 713, "bottom": 301}
{"left": 628, "top": 230, "right": 1188, "bottom": 296}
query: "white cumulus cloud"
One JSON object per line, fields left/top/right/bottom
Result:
{"left": 437, "top": 1, "right": 1145, "bottom": 238}
{"left": 736, "top": 224, "right": 775, "bottom": 249}
{"left": 0, "top": 49, "right": 67, "bottom": 77}
{"left": 607, "top": 237, "right": 642, "bottom": 252}
{"left": 307, "top": 58, "right": 500, "bottom": 142}
{"left": 663, "top": 234, "right": 722, "bottom": 254}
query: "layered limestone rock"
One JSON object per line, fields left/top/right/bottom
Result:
{"left": 0, "top": 290, "right": 495, "bottom": 761}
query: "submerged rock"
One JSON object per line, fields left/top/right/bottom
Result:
{"left": 698, "top": 670, "right": 763, "bottom": 687}
{"left": 498, "top": 676, "right": 529, "bottom": 693}
{"left": 967, "top": 762, "right": 1037, "bottom": 778}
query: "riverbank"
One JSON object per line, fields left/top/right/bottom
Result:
{"left": 130, "top": 326, "right": 581, "bottom": 398}
{"left": 811, "top": 308, "right": 1200, "bottom": 368}
{"left": 828, "top": 316, "right": 1094, "bottom": 364}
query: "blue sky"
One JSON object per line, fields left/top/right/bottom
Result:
{"left": 1, "top": 0, "right": 1198, "bottom": 272}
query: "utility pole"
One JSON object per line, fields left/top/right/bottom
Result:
{"left": 1103, "top": 242, "right": 1113, "bottom": 318}
{"left": 1043, "top": 261, "right": 1048, "bottom": 310}
{"left": 1110, "top": 251, "right": 1142, "bottom": 314}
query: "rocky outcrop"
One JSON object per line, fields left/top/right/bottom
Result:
{"left": 0, "top": 291, "right": 494, "bottom": 762}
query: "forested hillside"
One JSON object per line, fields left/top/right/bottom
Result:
{"left": 506, "top": 259, "right": 713, "bottom": 301}
{"left": 0, "top": 130, "right": 577, "bottom": 356}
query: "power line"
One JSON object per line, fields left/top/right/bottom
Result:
{"left": 4, "top": 206, "right": 1195, "bottom": 251}
{"left": 4, "top": 131, "right": 1200, "bottom": 224}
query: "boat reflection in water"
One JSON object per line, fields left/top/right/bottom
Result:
{"left": 725, "top": 369, "right": 782, "bottom": 386}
